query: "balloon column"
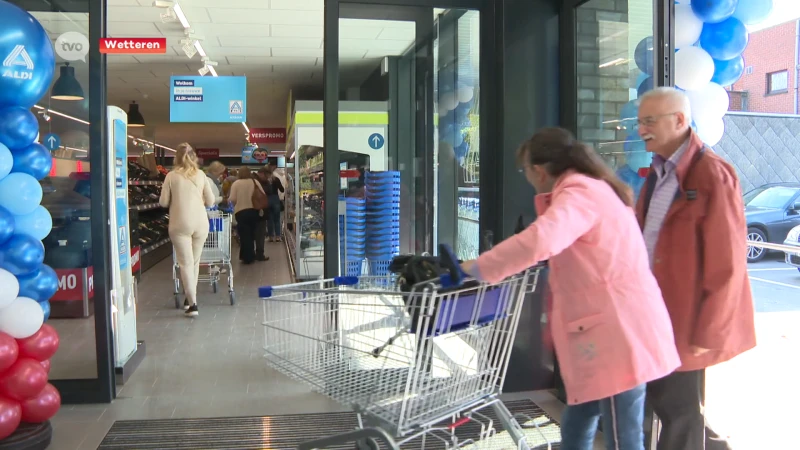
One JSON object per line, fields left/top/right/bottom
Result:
{"left": 437, "top": 66, "right": 477, "bottom": 167}
{"left": 0, "top": 0, "right": 62, "bottom": 439}
{"left": 618, "top": 0, "right": 774, "bottom": 195}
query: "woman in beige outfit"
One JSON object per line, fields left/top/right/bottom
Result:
{"left": 228, "top": 167, "right": 266, "bottom": 264}
{"left": 159, "top": 143, "right": 215, "bottom": 317}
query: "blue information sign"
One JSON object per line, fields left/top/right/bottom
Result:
{"left": 368, "top": 133, "right": 385, "bottom": 150}
{"left": 170, "top": 76, "right": 247, "bottom": 123}
{"left": 43, "top": 133, "right": 60, "bottom": 151}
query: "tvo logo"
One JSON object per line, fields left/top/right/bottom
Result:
{"left": 55, "top": 32, "right": 90, "bottom": 62}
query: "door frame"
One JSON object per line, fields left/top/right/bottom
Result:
{"left": 322, "top": 0, "right": 501, "bottom": 277}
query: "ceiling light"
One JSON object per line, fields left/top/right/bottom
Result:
{"left": 207, "top": 66, "right": 218, "bottom": 77}
{"left": 160, "top": 9, "right": 177, "bottom": 23}
{"left": 201, "top": 57, "right": 217, "bottom": 66}
{"left": 181, "top": 41, "right": 197, "bottom": 58}
{"left": 194, "top": 41, "right": 206, "bottom": 57}
{"left": 153, "top": 0, "right": 175, "bottom": 7}
{"left": 172, "top": 4, "right": 191, "bottom": 28}
{"left": 127, "top": 101, "right": 145, "bottom": 128}
{"left": 242, "top": 122, "right": 250, "bottom": 133}
{"left": 198, "top": 65, "right": 210, "bottom": 76}
{"left": 51, "top": 63, "right": 85, "bottom": 101}
{"left": 37, "top": 110, "right": 51, "bottom": 122}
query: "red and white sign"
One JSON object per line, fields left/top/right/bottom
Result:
{"left": 99, "top": 38, "right": 167, "bottom": 54}
{"left": 196, "top": 148, "right": 220, "bottom": 159}
{"left": 249, "top": 128, "right": 286, "bottom": 144}
{"left": 131, "top": 246, "right": 141, "bottom": 273}
{"left": 52, "top": 267, "right": 95, "bottom": 302}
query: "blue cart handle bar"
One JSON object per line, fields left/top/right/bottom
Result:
{"left": 257, "top": 244, "right": 465, "bottom": 298}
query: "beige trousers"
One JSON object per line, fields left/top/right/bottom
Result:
{"left": 171, "top": 229, "right": 208, "bottom": 305}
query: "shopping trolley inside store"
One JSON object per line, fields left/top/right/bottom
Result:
{"left": 173, "top": 209, "right": 235, "bottom": 307}
{"left": 258, "top": 244, "right": 547, "bottom": 450}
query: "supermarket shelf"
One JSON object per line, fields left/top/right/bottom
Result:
{"left": 142, "top": 238, "right": 170, "bottom": 255}
{"left": 130, "top": 203, "right": 164, "bottom": 211}
{"left": 129, "top": 180, "right": 163, "bottom": 186}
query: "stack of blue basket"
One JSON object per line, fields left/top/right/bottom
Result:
{"left": 365, "top": 171, "right": 400, "bottom": 275}
{"left": 340, "top": 196, "right": 366, "bottom": 276}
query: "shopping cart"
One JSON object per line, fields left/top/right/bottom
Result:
{"left": 173, "top": 210, "right": 235, "bottom": 307}
{"left": 258, "top": 245, "right": 546, "bottom": 450}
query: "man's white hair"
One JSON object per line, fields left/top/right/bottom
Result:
{"left": 639, "top": 87, "right": 692, "bottom": 125}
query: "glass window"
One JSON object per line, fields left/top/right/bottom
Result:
{"left": 743, "top": 186, "right": 798, "bottom": 209}
{"left": 767, "top": 70, "right": 788, "bottom": 94}
{"left": 576, "top": 0, "right": 654, "bottom": 200}
{"left": 26, "top": 9, "right": 98, "bottom": 380}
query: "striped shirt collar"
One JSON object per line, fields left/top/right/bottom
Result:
{"left": 652, "top": 138, "right": 690, "bottom": 177}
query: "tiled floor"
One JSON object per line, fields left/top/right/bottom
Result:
{"left": 46, "top": 242, "right": 576, "bottom": 450}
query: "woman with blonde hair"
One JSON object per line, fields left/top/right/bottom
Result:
{"left": 205, "top": 161, "right": 226, "bottom": 206}
{"left": 159, "top": 143, "right": 215, "bottom": 317}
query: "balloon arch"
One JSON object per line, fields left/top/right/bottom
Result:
{"left": 617, "top": 0, "right": 774, "bottom": 191}
{"left": 0, "top": 0, "right": 63, "bottom": 441}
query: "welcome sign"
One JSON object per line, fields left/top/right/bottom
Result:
{"left": 169, "top": 75, "right": 247, "bottom": 123}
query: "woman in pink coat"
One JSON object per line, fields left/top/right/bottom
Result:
{"left": 461, "top": 128, "right": 680, "bottom": 450}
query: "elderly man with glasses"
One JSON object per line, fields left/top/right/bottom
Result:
{"left": 634, "top": 87, "right": 756, "bottom": 450}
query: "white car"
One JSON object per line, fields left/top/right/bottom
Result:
{"left": 784, "top": 225, "right": 800, "bottom": 272}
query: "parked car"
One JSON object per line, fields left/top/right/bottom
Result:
{"left": 744, "top": 183, "right": 800, "bottom": 262}
{"left": 783, "top": 224, "right": 800, "bottom": 272}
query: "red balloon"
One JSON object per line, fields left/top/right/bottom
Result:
{"left": 0, "top": 358, "right": 48, "bottom": 402}
{"left": 20, "top": 384, "right": 59, "bottom": 423}
{"left": 0, "top": 396, "right": 21, "bottom": 440}
{"left": 39, "top": 360, "right": 50, "bottom": 374}
{"left": 16, "top": 325, "right": 59, "bottom": 362}
{"left": 0, "top": 333, "right": 19, "bottom": 373}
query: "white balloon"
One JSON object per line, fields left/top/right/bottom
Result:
{"left": 674, "top": 47, "right": 715, "bottom": 91}
{"left": 0, "top": 269, "right": 19, "bottom": 310}
{"left": 675, "top": 4, "right": 703, "bottom": 49}
{"left": 439, "top": 92, "right": 458, "bottom": 111}
{"left": 695, "top": 117, "right": 725, "bottom": 147}
{"left": 0, "top": 297, "right": 44, "bottom": 339}
{"left": 686, "top": 82, "right": 730, "bottom": 122}
{"left": 457, "top": 86, "right": 474, "bottom": 103}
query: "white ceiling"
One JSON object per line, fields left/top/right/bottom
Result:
{"left": 32, "top": 0, "right": 416, "bottom": 155}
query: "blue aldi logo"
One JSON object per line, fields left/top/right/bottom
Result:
{"left": 229, "top": 100, "right": 243, "bottom": 115}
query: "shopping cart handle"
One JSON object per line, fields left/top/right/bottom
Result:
{"left": 438, "top": 243, "right": 464, "bottom": 289}
{"left": 333, "top": 276, "right": 359, "bottom": 286}
{"left": 258, "top": 286, "right": 274, "bottom": 298}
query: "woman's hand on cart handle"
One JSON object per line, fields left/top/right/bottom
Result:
{"left": 438, "top": 244, "right": 466, "bottom": 288}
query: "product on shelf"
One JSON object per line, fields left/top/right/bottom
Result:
{"left": 128, "top": 184, "right": 162, "bottom": 207}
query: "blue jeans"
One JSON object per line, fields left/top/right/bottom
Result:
{"left": 561, "top": 384, "right": 646, "bottom": 450}
{"left": 266, "top": 194, "right": 281, "bottom": 238}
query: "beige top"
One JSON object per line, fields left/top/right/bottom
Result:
{"left": 159, "top": 169, "right": 215, "bottom": 233}
{"left": 229, "top": 178, "right": 266, "bottom": 214}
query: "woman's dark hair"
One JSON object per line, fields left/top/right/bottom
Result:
{"left": 517, "top": 127, "right": 633, "bottom": 207}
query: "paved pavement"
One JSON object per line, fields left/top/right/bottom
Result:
{"left": 704, "top": 253, "right": 799, "bottom": 449}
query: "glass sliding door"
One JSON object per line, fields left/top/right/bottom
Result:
{"left": 323, "top": 0, "right": 486, "bottom": 278}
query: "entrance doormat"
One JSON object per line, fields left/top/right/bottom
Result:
{"left": 97, "top": 399, "right": 561, "bottom": 449}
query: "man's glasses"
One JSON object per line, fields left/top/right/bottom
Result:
{"left": 636, "top": 112, "right": 679, "bottom": 127}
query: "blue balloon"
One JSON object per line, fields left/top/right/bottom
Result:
{"left": 0, "top": 142, "right": 11, "bottom": 180}
{"left": 13, "top": 205, "right": 51, "bottom": 241}
{"left": 0, "top": 206, "right": 13, "bottom": 245}
{"left": 39, "top": 300, "right": 50, "bottom": 322}
{"left": 0, "top": 2, "right": 55, "bottom": 109}
{"left": 692, "top": 0, "right": 737, "bottom": 24}
{"left": 711, "top": 55, "right": 745, "bottom": 87}
{"left": 0, "top": 106, "right": 39, "bottom": 150}
{"left": 17, "top": 264, "right": 58, "bottom": 302}
{"left": 454, "top": 142, "right": 469, "bottom": 160}
{"left": 0, "top": 233, "right": 44, "bottom": 276}
{"left": 634, "top": 36, "right": 654, "bottom": 75}
{"left": 733, "top": 0, "right": 773, "bottom": 26}
{"left": 623, "top": 139, "right": 653, "bottom": 169}
{"left": 12, "top": 142, "right": 52, "bottom": 180}
{"left": 700, "top": 17, "right": 749, "bottom": 61}
{"left": 0, "top": 172, "right": 42, "bottom": 216}
{"left": 638, "top": 76, "right": 654, "bottom": 98}
{"left": 616, "top": 165, "right": 646, "bottom": 201}
{"left": 635, "top": 72, "right": 648, "bottom": 89}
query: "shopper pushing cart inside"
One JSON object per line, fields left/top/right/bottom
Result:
{"left": 159, "top": 143, "right": 215, "bottom": 317}
{"left": 460, "top": 127, "right": 681, "bottom": 450}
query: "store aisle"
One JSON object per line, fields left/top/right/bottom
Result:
{"left": 48, "top": 243, "right": 346, "bottom": 450}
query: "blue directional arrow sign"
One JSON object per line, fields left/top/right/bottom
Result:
{"left": 43, "top": 133, "right": 61, "bottom": 152}
{"left": 368, "top": 133, "right": 385, "bottom": 150}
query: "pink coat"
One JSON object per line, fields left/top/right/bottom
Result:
{"left": 474, "top": 172, "right": 680, "bottom": 405}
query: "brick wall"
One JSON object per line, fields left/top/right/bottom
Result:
{"left": 575, "top": 0, "right": 630, "bottom": 151}
{"left": 729, "top": 20, "right": 798, "bottom": 114}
